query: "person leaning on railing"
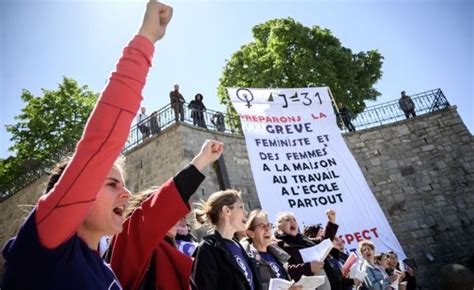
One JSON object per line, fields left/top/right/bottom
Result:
{"left": 188, "top": 93, "right": 207, "bottom": 128}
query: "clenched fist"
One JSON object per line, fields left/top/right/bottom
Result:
{"left": 139, "top": 0, "right": 173, "bottom": 43}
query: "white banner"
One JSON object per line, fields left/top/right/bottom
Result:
{"left": 228, "top": 87, "right": 406, "bottom": 258}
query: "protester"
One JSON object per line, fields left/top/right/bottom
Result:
{"left": 1, "top": 2, "right": 172, "bottom": 289}
{"left": 241, "top": 209, "right": 302, "bottom": 290}
{"left": 386, "top": 251, "right": 416, "bottom": 290}
{"left": 175, "top": 215, "right": 199, "bottom": 256}
{"left": 398, "top": 91, "right": 416, "bottom": 119}
{"left": 138, "top": 106, "right": 150, "bottom": 139}
{"left": 374, "top": 253, "right": 400, "bottom": 290}
{"left": 274, "top": 211, "right": 333, "bottom": 290}
{"left": 359, "top": 241, "right": 398, "bottom": 290}
{"left": 112, "top": 189, "right": 192, "bottom": 289}
{"left": 332, "top": 237, "right": 362, "bottom": 290}
{"left": 332, "top": 237, "right": 347, "bottom": 258}
{"left": 191, "top": 190, "right": 262, "bottom": 290}
{"left": 170, "top": 84, "right": 185, "bottom": 122}
{"left": 175, "top": 217, "right": 196, "bottom": 242}
{"left": 234, "top": 230, "right": 248, "bottom": 241}
{"left": 109, "top": 139, "right": 223, "bottom": 290}
{"left": 175, "top": 216, "right": 198, "bottom": 257}
{"left": 301, "top": 210, "right": 342, "bottom": 290}
{"left": 188, "top": 93, "right": 207, "bottom": 128}
{"left": 303, "top": 223, "right": 325, "bottom": 242}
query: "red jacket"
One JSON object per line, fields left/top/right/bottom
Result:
{"left": 110, "top": 165, "right": 204, "bottom": 290}
{"left": 154, "top": 240, "right": 192, "bottom": 290}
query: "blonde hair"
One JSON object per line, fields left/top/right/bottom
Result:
{"left": 275, "top": 211, "right": 296, "bottom": 231}
{"left": 358, "top": 240, "right": 375, "bottom": 255}
{"left": 194, "top": 189, "right": 241, "bottom": 226}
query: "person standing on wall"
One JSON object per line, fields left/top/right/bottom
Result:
{"left": 170, "top": 84, "right": 185, "bottom": 122}
{"left": 398, "top": 91, "right": 416, "bottom": 119}
{"left": 138, "top": 106, "right": 150, "bottom": 139}
{"left": 188, "top": 93, "right": 207, "bottom": 128}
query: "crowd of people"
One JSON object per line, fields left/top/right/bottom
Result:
{"left": 1, "top": 2, "right": 470, "bottom": 290}
{"left": 137, "top": 83, "right": 226, "bottom": 140}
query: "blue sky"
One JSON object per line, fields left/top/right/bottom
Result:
{"left": 1, "top": 0, "right": 472, "bottom": 159}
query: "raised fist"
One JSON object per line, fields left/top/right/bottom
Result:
{"left": 191, "top": 140, "right": 224, "bottom": 172}
{"left": 139, "top": 1, "right": 173, "bottom": 43}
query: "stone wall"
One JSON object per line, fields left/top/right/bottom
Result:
{"left": 344, "top": 106, "right": 474, "bottom": 289}
{"left": 1, "top": 106, "right": 472, "bottom": 288}
{"left": 0, "top": 174, "right": 49, "bottom": 279}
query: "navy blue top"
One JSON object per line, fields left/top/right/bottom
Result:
{"left": 259, "top": 251, "right": 288, "bottom": 280}
{"left": 2, "top": 210, "right": 122, "bottom": 290}
{"left": 224, "top": 239, "right": 255, "bottom": 290}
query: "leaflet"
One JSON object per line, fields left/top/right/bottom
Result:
{"left": 269, "top": 275, "right": 325, "bottom": 290}
{"left": 299, "top": 238, "right": 333, "bottom": 263}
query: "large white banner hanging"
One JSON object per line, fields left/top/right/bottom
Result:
{"left": 228, "top": 87, "right": 406, "bottom": 258}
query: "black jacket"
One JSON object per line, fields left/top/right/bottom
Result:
{"left": 191, "top": 231, "right": 262, "bottom": 290}
{"left": 276, "top": 221, "right": 342, "bottom": 289}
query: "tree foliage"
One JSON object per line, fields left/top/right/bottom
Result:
{"left": 217, "top": 17, "right": 383, "bottom": 124}
{"left": 1, "top": 77, "right": 98, "bottom": 197}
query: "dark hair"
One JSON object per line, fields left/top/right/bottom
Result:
{"left": 45, "top": 160, "right": 70, "bottom": 194}
{"left": 303, "top": 224, "right": 323, "bottom": 239}
{"left": 375, "top": 253, "right": 388, "bottom": 264}
{"left": 387, "top": 250, "right": 398, "bottom": 258}
{"left": 195, "top": 93, "right": 203, "bottom": 101}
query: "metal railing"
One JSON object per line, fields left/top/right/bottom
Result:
{"left": 342, "top": 88, "right": 450, "bottom": 131}
{"left": 123, "top": 103, "right": 240, "bottom": 152}
{"left": 0, "top": 88, "right": 451, "bottom": 201}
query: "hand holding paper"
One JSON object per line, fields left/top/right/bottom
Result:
{"left": 349, "top": 259, "right": 367, "bottom": 281}
{"left": 390, "top": 270, "right": 403, "bottom": 289}
{"left": 341, "top": 252, "right": 358, "bottom": 276}
{"left": 299, "top": 238, "right": 333, "bottom": 263}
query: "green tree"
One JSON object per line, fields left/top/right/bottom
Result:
{"left": 217, "top": 17, "right": 383, "bottom": 126}
{"left": 1, "top": 77, "right": 98, "bottom": 198}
